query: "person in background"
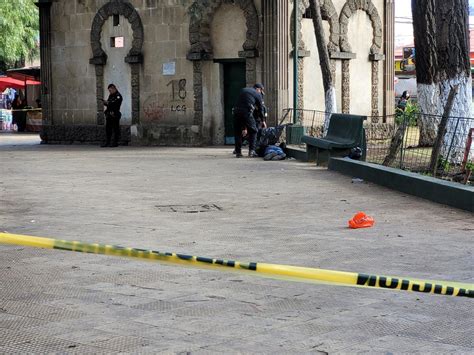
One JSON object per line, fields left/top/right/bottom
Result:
{"left": 101, "top": 84, "right": 123, "bottom": 147}
{"left": 11, "top": 95, "right": 26, "bottom": 132}
{"left": 397, "top": 90, "right": 410, "bottom": 111}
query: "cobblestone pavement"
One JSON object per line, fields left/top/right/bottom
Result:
{"left": 0, "top": 140, "right": 472, "bottom": 353}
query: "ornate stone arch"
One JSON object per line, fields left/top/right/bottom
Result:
{"left": 187, "top": 0, "right": 260, "bottom": 128}
{"left": 188, "top": 0, "right": 259, "bottom": 60}
{"left": 338, "top": 0, "right": 384, "bottom": 117}
{"left": 89, "top": 0, "right": 144, "bottom": 125}
{"left": 339, "top": 0, "right": 382, "bottom": 54}
{"left": 290, "top": 0, "right": 339, "bottom": 53}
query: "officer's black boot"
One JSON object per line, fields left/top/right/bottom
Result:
{"left": 102, "top": 118, "right": 112, "bottom": 147}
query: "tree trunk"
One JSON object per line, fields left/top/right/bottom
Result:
{"left": 429, "top": 85, "right": 458, "bottom": 175}
{"left": 412, "top": 0, "right": 472, "bottom": 161}
{"left": 309, "top": 0, "right": 336, "bottom": 133}
{"left": 382, "top": 119, "right": 408, "bottom": 167}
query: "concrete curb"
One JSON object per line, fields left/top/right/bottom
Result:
{"left": 328, "top": 157, "right": 474, "bottom": 212}
{"left": 286, "top": 147, "right": 308, "bottom": 162}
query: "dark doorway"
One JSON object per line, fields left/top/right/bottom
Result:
{"left": 223, "top": 61, "right": 246, "bottom": 144}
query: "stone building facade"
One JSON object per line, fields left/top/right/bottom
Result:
{"left": 36, "top": 0, "right": 395, "bottom": 145}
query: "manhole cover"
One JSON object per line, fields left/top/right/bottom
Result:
{"left": 155, "top": 204, "right": 223, "bottom": 213}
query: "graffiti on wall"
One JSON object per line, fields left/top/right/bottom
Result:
{"left": 142, "top": 79, "right": 189, "bottom": 123}
{"left": 167, "top": 79, "right": 187, "bottom": 112}
{"left": 143, "top": 94, "right": 165, "bottom": 122}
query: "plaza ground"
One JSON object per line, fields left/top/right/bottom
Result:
{"left": 0, "top": 134, "right": 472, "bottom": 353}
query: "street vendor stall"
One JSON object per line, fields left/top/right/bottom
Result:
{"left": 0, "top": 73, "right": 42, "bottom": 132}
{"left": 25, "top": 109, "right": 42, "bottom": 132}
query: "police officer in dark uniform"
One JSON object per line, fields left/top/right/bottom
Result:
{"left": 233, "top": 83, "right": 267, "bottom": 158}
{"left": 101, "top": 84, "right": 123, "bottom": 147}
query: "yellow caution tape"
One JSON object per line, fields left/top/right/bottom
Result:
{"left": 0, "top": 232, "right": 472, "bottom": 298}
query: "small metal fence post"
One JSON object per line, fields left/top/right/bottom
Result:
{"left": 399, "top": 112, "right": 408, "bottom": 169}
{"left": 444, "top": 117, "right": 461, "bottom": 173}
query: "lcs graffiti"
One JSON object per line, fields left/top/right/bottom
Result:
{"left": 167, "top": 79, "right": 187, "bottom": 114}
{"left": 171, "top": 105, "right": 186, "bottom": 112}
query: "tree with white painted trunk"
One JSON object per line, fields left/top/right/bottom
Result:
{"left": 411, "top": 0, "right": 472, "bottom": 163}
{"left": 308, "top": 0, "right": 336, "bottom": 133}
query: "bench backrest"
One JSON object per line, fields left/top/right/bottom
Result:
{"left": 325, "top": 113, "right": 366, "bottom": 143}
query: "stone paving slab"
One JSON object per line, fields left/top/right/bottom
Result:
{"left": 0, "top": 142, "right": 472, "bottom": 353}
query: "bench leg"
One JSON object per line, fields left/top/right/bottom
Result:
{"left": 316, "top": 148, "right": 352, "bottom": 166}
{"left": 315, "top": 149, "right": 330, "bottom": 166}
{"left": 306, "top": 145, "right": 318, "bottom": 163}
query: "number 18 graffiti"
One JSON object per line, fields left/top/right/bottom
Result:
{"left": 167, "top": 79, "right": 187, "bottom": 100}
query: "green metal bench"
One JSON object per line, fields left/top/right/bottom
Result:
{"left": 301, "top": 113, "right": 367, "bottom": 166}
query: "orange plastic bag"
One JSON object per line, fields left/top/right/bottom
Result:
{"left": 348, "top": 211, "right": 375, "bottom": 229}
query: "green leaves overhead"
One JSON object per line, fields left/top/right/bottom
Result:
{"left": 0, "top": 0, "right": 39, "bottom": 66}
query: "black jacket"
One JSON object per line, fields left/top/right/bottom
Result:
{"left": 104, "top": 91, "right": 123, "bottom": 118}
{"left": 234, "top": 88, "right": 266, "bottom": 120}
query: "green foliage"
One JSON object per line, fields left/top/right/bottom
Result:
{"left": 395, "top": 101, "right": 420, "bottom": 127}
{"left": 0, "top": 0, "right": 39, "bottom": 68}
{"left": 437, "top": 157, "right": 450, "bottom": 171}
{"left": 465, "top": 161, "right": 474, "bottom": 171}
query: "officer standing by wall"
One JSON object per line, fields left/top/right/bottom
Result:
{"left": 101, "top": 84, "right": 123, "bottom": 147}
{"left": 233, "top": 83, "right": 267, "bottom": 158}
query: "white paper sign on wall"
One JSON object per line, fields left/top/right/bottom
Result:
{"left": 163, "top": 62, "right": 176, "bottom": 76}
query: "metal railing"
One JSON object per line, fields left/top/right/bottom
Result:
{"left": 367, "top": 112, "right": 474, "bottom": 184}
{"left": 283, "top": 108, "right": 474, "bottom": 185}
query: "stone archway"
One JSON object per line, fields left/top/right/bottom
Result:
{"left": 89, "top": 0, "right": 144, "bottom": 125}
{"left": 339, "top": 0, "right": 383, "bottom": 118}
{"left": 187, "top": 0, "right": 260, "bottom": 127}
{"left": 290, "top": 0, "right": 339, "bottom": 52}
{"left": 289, "top": 0, "right": 339, "bottom": 113}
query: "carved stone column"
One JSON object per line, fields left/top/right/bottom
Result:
{"left": 331, "top": 52, "right": 356, "bottom": 114}
{"left": 371, "top": 60, "right": 380, "bottom": 119}
{"left": 341, "top": 60, "right": 350, "bottom": 113}
{"left": 370, "top": 53, "right": 385, "bottom": 120}
{"left": 35, "top": 0, "right": 53, "bottom": 125}
{"left": 297, "top": 57, "right": 304, "bottom": 111}
{"left": 263, "top": 1, "right": 289, "bottom": 126}
{"left": 94, "top": 65, "right": 105, "bottom": 125}
{"left": 384, "top": 0, "right": 395, "bottom": 119}
{"left": 193, "top": 61, "right": 203, "bottom": 126}
{"left": 128, "top": 62, "right": 140, "bottom": 125}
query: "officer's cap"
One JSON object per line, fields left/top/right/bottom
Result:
{"left": 253, "top": 83, "right": 265, "bottom": 95}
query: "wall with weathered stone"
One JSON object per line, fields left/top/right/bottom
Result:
{"left": 46, "top": 0, "right": 388, "bottom": 144}
{"left": 211, "top": 4, "right": 247, "bottom": 60}
{"left": 102, "top": 16, "right": 133, "bottom": 125}
{"left": 300, "top": 18, "right": 331, "bottom": 112}
{"left": 137, "top": 1, "right": 196, "bottom": 144}
{"left": 102, "top": 14, "right": 133, "bottom": 124}
{"left": 50, "top": 0, "right": 99, "bottom": 126}
{"left": 203, "top": 2, "right": 262, "bottom": 145}
{"left": 347, "top": 0, "right": 385, "bottom": 118}
{"left": 287, "top": 0, "right": 386, "bottom": 122}
{"left": 47, "top": 0, "right": 261, "bottom": 145}
{"left": 348, "top": 10, "right": 373, "bottom": 116}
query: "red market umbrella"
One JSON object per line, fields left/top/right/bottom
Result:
{"left": 26, "top": 80, "right": 41, "bottom": 86}
{"left": 6, "top": 66, "right": 40, "bottom": 82}
{"left": 0, "top": 76, "right": 25, "bottom": 91}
